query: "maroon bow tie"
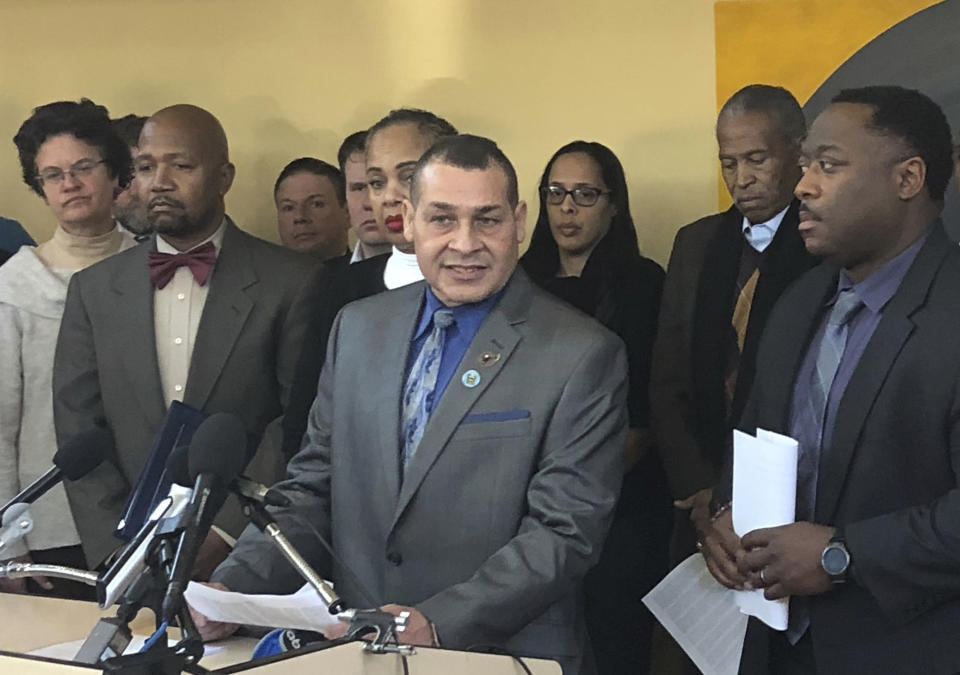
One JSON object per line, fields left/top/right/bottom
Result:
{"left": 148, "top": 242, "right": 217, "bottom": 289}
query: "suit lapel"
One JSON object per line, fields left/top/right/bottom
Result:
{"left": 183, "top": 221, "right": 256, "bottom": 411}
{"left": 112, "top": 240, "right": 166, "bottom": 431}
{"left": 817, "top": 226, "right": 951, "bottom": 522}
{"left": 390, "top": 272, "right": 529, "bottom": 531}
{"left": 374, "top": 283, "right": 425, "bottom": 509}
{"left": 765, "top": 264, "right": 837, "bottom": 433}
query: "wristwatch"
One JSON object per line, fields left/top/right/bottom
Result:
{"left": 821, "top": 533, "right": 851, "bottom": 584}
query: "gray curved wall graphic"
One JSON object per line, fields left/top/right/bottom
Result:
{"left": 802, "top": 0, "right": 960, "bottom": 240}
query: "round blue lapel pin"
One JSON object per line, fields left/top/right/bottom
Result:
{"left": 462, "top": 369, "right": 481, "bottom": 388}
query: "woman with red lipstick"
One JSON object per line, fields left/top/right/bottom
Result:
{"left": 280, "top": 109, "right": 458, "bottom": 458}
{"left": 0, "top": 99, "right": 135, "bottom": 598}
{"left": 521, "top": 141, "right": 667, "bottom": 675}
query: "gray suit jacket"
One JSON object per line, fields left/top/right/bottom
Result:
{"left": 53, "top": 221, "right": 323, "bottom": 566}
{"left": 213, "top": 269, "right": 628, "bottom": 674}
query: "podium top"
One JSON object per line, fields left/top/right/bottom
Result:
{"left": 0, "top": 594, "right": 560, "bottom": 674}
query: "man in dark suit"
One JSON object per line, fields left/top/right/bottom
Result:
{"left": 651, "top": 85, "right": 816, "bottom": 568}
{"left": 704, "top": 86, "right": 960, "bottom": 674}
{"left": 195, "top": 135, "right": 627, "bottom": 675}
{"left": 53, "top": 105, "right": 321, "bottom": 573}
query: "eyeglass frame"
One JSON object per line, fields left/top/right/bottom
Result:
{"left": 34, "top": 159, "right": 108, "bottom": 189}
{"left": 539, "top": 184, "right": 612, "bottom": 207}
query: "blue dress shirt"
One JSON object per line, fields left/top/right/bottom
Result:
{"left": 405, "top": 286, "right": 504, "bottom": 416}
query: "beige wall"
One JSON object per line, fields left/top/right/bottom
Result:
{"left": 0, "top": 0, "right": 719, "bottom": 265}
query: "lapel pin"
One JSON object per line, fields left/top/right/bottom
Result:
{"left": 479, "top": 352, "right": 501, "bottom": 367}
{"left": 462, "top": 369, "right": 481, "bottom": 388}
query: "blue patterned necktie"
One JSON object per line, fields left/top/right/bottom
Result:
{"left": 788, "top": 288, "right": 863, "bottom": 643}
{"left": 400, "top": 309, "right": 455, "bottom": 475}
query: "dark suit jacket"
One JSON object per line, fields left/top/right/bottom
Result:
{"left": 281, "top": 251, "right": 390, "bottom": 457}
{"left": 53, "top": 221, "right": 324, "bottom": 566}
{"left": 734, "top": 223, "right": 960, "bottom": 675}
{"left": 215, "top": 269, "right": 627, "bottom": 674}
{"left": 650, "top": 201, "right": 815, "bottom": 499}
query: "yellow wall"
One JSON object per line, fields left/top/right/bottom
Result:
{"left": 0, "top": 0, "right": 720, "bottom": 266}
{"left": 714, "top": 0, "right": 945, "bottom": 207}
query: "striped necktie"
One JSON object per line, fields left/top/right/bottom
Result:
{"left": 788, "top": 288, "right": 863, "bottom": 643}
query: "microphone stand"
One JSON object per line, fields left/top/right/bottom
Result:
{"left": 237, "top": 495, "right": 413, "bottom": 656}
{"left": 76, "top": 513, "right": 209, "bottom": 674}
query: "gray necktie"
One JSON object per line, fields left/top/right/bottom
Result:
{"left": 789, "top": 288, "right": 863, "bottom": 643}
{"left": 400, "top": 309, "right": 455, "bottom": 475}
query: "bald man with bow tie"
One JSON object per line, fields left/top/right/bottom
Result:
{"left": 53, "top": 104, "right": 324, "bottom": 574}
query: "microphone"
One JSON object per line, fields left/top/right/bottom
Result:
{"left": 166, "top": 441, "right": 291, "bottom": 508}
{"left": 0, "top": 427, "right": 114, "bottom": 518}
{"left": 160, "top": 413, "right": 250, "bottom": 624}
{"left": 251, "top": 628, "right": 328, "bottom": 660}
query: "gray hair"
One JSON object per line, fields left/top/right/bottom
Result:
{"left": 718, "top": 84, "right": 806, "bottom": 146}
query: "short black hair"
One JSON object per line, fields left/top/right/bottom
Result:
{"left": 273, "top": 157, "right": 346, "bottom": 205}
{"left": 13, "top": 98, "right": 133, "bottom": 197}
{"left": 337, "top": 131, "right": 367, "bottom": 172}
{"left": 366, "top": 108, "right": 458, "bottom": 150}
{"left": 831, "top": 85, "right": 953, "bottom": 201}
{"left": 410, "top": 134, "right": 518, "bottom": 208}
{"left": 719, "top": 84, "right": 806, "bottom": 146}
{"left": 111, "top": 114, "right": 147, "bottom": 148}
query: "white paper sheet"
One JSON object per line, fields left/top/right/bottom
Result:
{"left": 184, "top": 582, "right": 342, "bottom": 633}
{"left": 643, "top": 554, "right": 747, "bottom": 675}
{"left": 732, "top": 428, "right": 798, "bottom": 630}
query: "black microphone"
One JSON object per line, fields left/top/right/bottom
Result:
{"left": 160, "top": 413, "right": 250, "bottom": 624}
{"left": 0, "top": 427, "right": 114, "bottom": 518}
{"left": 166, "top": 439, "right": 290, "bottom": 508}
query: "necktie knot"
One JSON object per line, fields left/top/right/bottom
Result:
{"left": 148, "top": 241, "right": 217, "bottom": 289}
{"left": 828, "top": 289, "right": 864, "bottom": 327}
{"left": 432, "top": 309, "right": 455, "bottom": 330}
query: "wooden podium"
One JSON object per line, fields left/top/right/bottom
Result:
{"left": 0, "top": 594, "right": 561, "bottom": 674}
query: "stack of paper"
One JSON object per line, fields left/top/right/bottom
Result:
{"left": 732, "top": 429, "right": 798, "bottom": 630}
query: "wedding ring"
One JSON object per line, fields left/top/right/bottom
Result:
{"left": 696, "top": 540, "right": 704, "bottom": 551}
{"left": 759, "top": 568, "right": 767, "bottom": 585}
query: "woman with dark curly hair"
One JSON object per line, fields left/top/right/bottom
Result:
{"left": 0, "top": 99, "right": 134, "bottom": 598}
{"left": 520, "top": 141, "right": 669, "bottom": 675}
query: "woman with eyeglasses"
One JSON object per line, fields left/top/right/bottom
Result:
{"left": 0, "top": 99, "right": 135, "bottom": 598}
{"left": 520, "top": 141, "right": 668, "bottom": 675}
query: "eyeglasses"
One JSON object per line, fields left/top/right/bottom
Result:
{"left": 540, "top": 184, "right": 611, "bottom": 207}
{"left": 35, "top": 159, "right": 107, "bottom": 188}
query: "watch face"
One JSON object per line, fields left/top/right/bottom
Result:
{"left": 823, "top": 545, "right": 849, "bottom": 576}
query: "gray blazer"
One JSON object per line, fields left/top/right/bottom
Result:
{"left": 53, "top": 221, "right": 323, "bottom": 566}
{"left": 213, "top": 269, "right": 628, "bottom": 674}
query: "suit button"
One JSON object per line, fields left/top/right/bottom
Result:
{"left": 386, "top": 552, "right": 402, "bottom": 566}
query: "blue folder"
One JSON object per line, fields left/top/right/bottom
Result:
{"left": 115, "top": 401, "right": 206, "bottom": 541}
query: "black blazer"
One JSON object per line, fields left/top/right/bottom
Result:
{"left": 651, "top": 201, "right": 815, "bottom": 499}
{"left": 281, "top": 252, "right": 390, "bottom": 457}
{"left": 735, "top": 223, "right": 960, "bottom": 675}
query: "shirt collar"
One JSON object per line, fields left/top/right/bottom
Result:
{"left": 413, "top": 285, "right": 505, "bottom": 341}
{"left": 741, "top": 204, "right": 790, "bottom": 252}
{"left": 383, "top": 246, "right": 423, "bottom": 289}
{"left": 836, "top": 229, "right": 930, "bottom": 314}
{"left": 156, "top": 218, "right": 227, "bottom": 255}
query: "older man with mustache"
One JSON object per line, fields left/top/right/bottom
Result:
{"left": 53, "top": 104, "right": 324, "bottom": 576}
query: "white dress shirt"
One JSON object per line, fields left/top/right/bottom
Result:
{"left": 382, "top": 246, "right": 423, "bottom": 289}
{"left": 741, "top": 205, "right": 789, "bottom": 253}
{"left": 154, "top": 221, "right": 226, "bottom": 407}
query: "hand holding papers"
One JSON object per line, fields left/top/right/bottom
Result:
{"left": 185, "top": 581, "right": 342, "bottom": 635}
{"left": 732, "top": 429, "right": 798, "bottom": 630}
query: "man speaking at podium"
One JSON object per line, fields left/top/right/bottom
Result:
{"left": 202, "top": 135, "right": 628, "bottom": 675}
